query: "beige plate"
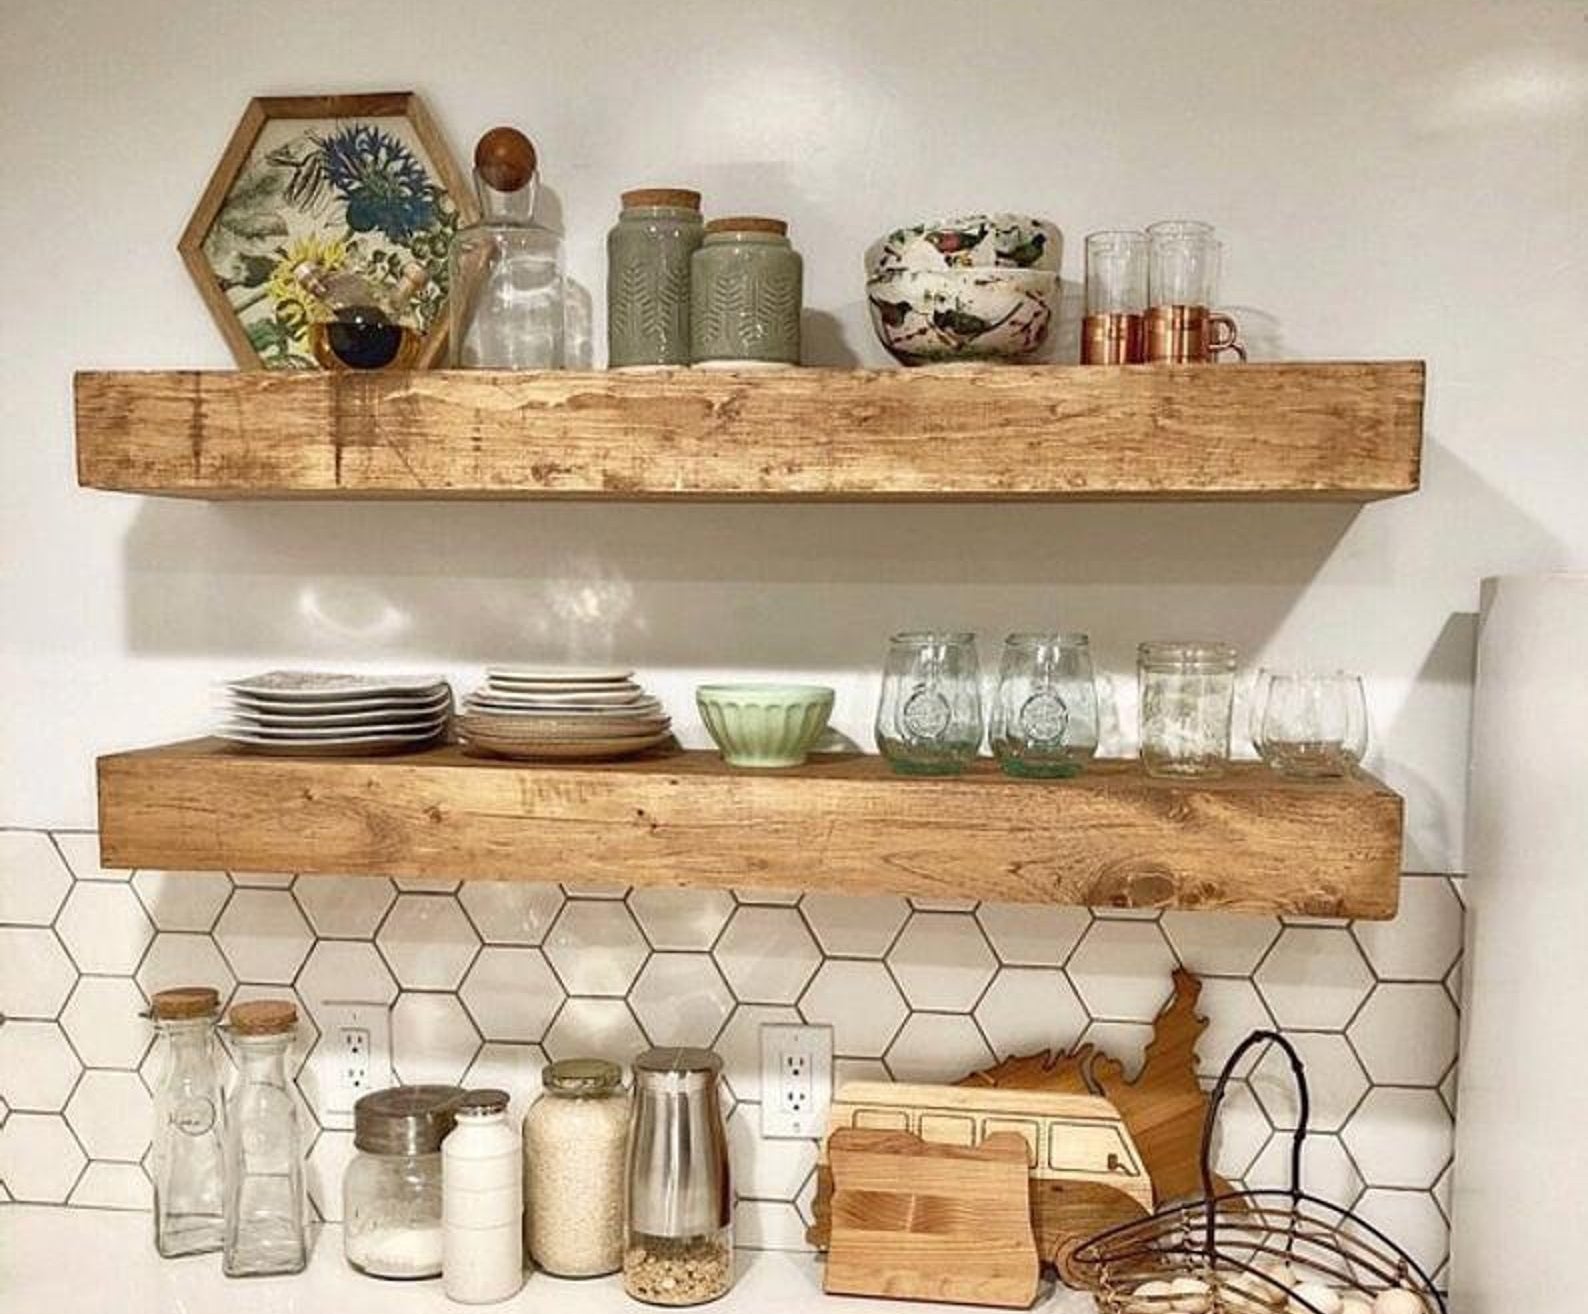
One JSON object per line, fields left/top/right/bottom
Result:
{"left": 457, "top": 714, "right": 670, "bottom": 741}
{"left": 460, "top": 731, "right": 674, "bottom": 761}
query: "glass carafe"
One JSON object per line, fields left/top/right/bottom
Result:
{"left": 223, "top": 1000, "right": 307, "bottom": 1277}
{"left": 875, "top": 632, "right": 984, "bottom": 775}
{"left": 148, "top": 986, "right": 226, "bottom": 1258}
{"left": 449, "top": 127, "right": 566, "bottom": 369}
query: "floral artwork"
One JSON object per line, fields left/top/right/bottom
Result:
{"left": 185, "top": 97, "right": 466, "bottom": 369}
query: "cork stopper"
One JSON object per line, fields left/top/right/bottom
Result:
{"left": 228, "top": 999, "right": 298, "bottom": 1036}
{"left": 474, "top": 127, "right": 537, "bottom": 192}
{"left": 705, "top": 216, "right": 787, "bottom": 236}
{"left": 622, "top": 188, "right": 702, "bottom": 211}
{"left": 149, "top": 986, "right": 220, "bottom": 1020}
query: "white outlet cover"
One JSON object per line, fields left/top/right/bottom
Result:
{"left": 759, "top": 1022, "right": 833, "bottom": 1139}
{"left": 313, "top": 1000, "right": 393, "bottom": 1131}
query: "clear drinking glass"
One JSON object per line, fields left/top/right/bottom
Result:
{"left": 148, "top": 987, "right": 226, "bottom": 1258}
{"left": 1252, "top": 670, "right": 1369, "bottom": 778}
{"left": 223, "top": 1001, "right": 307, "bottom": 1277}
{"left": 1147, "top": 220, "right": 1221, "bottom": 308}
{"left": 875, "top": 632, "right": 984, "bottom": 775}
{"left": 1138, "top": 641, "right": 1238, "bottom": 778}
{"left": 1086, "top": 231, "right": 1148, "bottom": 316}
{"left": 990, "top": 633, "right": 1099, "bottom": 777}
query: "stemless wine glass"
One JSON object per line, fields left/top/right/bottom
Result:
{"left": 875, "top": 632, "right": 984, "bottom": 775}
{"left": 1252, "top": 670, "right": 1368, "bottom": 778}
{"left": 990, "top": 633, "right": 1099, "bottom": 777}
{"left": 1138, "top": 641, "right": 1238, "bottom": 778}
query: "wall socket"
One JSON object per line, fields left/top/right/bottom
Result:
{"left": 312, "top": 1001, "right": 393, "bottom": 1131}
{"left": 759, "top": 1022, "right": 833, "bottom": 1138}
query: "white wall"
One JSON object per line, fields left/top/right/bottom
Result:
{"left": 2, "top": 0, "right": 1585, "bottom": 873}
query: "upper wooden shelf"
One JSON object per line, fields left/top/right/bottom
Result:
{"left": 74, "top": 363, "right": 1423, "bottom": 503}
{"left": 97, "top": 740, "right": 1404, "bottom": 919}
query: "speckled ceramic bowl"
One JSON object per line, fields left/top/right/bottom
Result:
{"left": 866, "top": 267, "right": 1057, "bottom": 365}
{"left": 865, "top": 213, "right": 1061, "bottom": 277}
{"left": 696, "top": 684, "right": 835, "bottom": 768}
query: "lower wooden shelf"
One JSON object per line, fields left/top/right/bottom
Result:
{"left": 96, "top": 740, "right": 1403, "bottom": 918}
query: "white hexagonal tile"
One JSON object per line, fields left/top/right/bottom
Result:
{"left": 1207, "top": 1078, "right": 1270, "bottom": 1182}
{"left": 0, "top": 1112, "right": 86, "bottom": 1202}
{"left": 1092, "top": 906, "right": 1162, "bottom": 921}
{"left": 733, "top": 889, "right": 800, "bottom": 906}
{"left": 460, "top": 946, "right": 564, "bottom": 1042}
{"left": 1161, "top": 911, "right": 1279, "bottom": 977}
{"left": 801, "top": 895, "right": 910, "bottom": 959}
{"left": 0, "top": 830, "right": 72, "bottom": 924}
{"left": 714, "top": 906, "right": 821, "bottom": 1005}
{"left": 1192, "top": 977, "right": 1275, "bottom": 1078}
{"left": 1433, "top": 1160, "right": 1453, "bottom": 1222}
{"left": 0, "top": 1021, "right": 82, "bottom": 1110}
{"left": 0, "top": 928, "right": 77, "bottom": 1018}
{"left": 728, "top": 1104, "right": 815, "bottom": 1197}
{"left": 60, "top": 976, "right": 153, "bottom": 1069}
{"left": 66, "top": 1069, "right": 151, "bottom": 1160}
{"left": 1253, "top": 927, "right": 1373, "bottom": 1030}
{"left": 885, "top": 1013, "right": 994, "bottom": 1083}
{"left": 631, "top": 953, "right": 735, "bottom": 1047}
{"left": 296, "top": 940, "right": 397, "bottom": 1020}
{"left": 544, "top": 900, "right": 649, "bottom": 996}
{"left": 459, "top": 881, "right": 565, "bottom": 946}
{"left": 1077, "top": 1020, "right": 1154, "bottom": 1078}
{"left": 1341, "top": 1088, "right": 1452, "bottom": 1189}
{"left": 1349, "top": 983, "right": 1458, "bottom": 1086}
{"left": 735, "top": 1198, "right": 809, "bottom": 1250}
{"left": 1444, "top": 955, "right": 1463, "bottom": 1010}
{"left": 56, "top": 882, "right": 153, "bottom": 975}
{"left": 1351, "top": 1187, "right": 1448, "bottom": 1277}
{"left": 393, "top": 875, "right": 461, "bottom": 893}
{"left": 834, "top": 1058, "right": 890, "bottom": 1087}
{"left": 463, "top": 1042, "right": 547, "bottom": 1125}
{"left": 908, "top": 897, "right": 977, "bottom": 912}
{"left": 628, "top": 888, "right": 735, "bottom": 951}
{"left": 1440, "top": 1064, "right": 1457, "bottom": 1117}
{"left": 229, "top": 984, "right": 318, "bottom": 1075}
{"left": 887, "top": 913, "right": 996, "bottom": 1012}
{"left": 293, "top": 875, "right": 396, "bottom": 938}
{"left": 974, "top": 968, "right": 1088, "bottom": 1060}
{"left": 136, "top": 931, "right": 236, "bottom": 1002}
{"left": 542, "top": 997, "right": 647, "bottom": 1064}
{"left": 132, "top": 870, "right": 232, "bottom": 932}
{"left": 1067, "top": 920, "right": 1177, "bottom": 1021}
{"left": 799, "top": 961, "right": 907, "bottom": 1057}
{"left": 716, "top": 1004, "right": 801, "bottom": 1104}
{"left": 1245, "top": 1131, "right": 1364, "bottom": 1206}
{"left": 1250, "top": 1032, "right": 1367, "bottom": 1132}
{"left": 50, "top": 832, "right": 130, "bottom": 881}
{"left": 230, "top": 870, "right": 295, "bottom": 888}
{"left": 974, "top": 904, "right": 1090, "bottom": 967}
{"left": 391, "top": 992, "right": 481, "bottom": 1086}
{"left": 69, "top": 1160, "right": 150, "bottom": 1210}
{"left": 376, "top": 894, "right": 480, "bottom": 990}
{"left": 215, "top": 889, "right": 314, "bottom": 984}
{"left": 306, "top": 1128, "right": 356, "bottom": 1223}
{"left": 1352, "top": 875, "right": 1463, "bottom": 982}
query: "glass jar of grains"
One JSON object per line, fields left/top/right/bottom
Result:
{"left": 523, "top": 1058, "right": 630, "bottom": 1277}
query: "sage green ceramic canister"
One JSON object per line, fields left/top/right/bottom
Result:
{"left": 690, "top": 217, "right": 803, "bottom": 367}
{"left": 606, "top": 188, "right": 704, "bottom": 369}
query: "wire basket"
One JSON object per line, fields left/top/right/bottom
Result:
{"left": 1067, "top": 1030, "right": 1447, "bottom": 1314}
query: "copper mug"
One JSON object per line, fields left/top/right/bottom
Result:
{"left": 1145, "top": 221, "right": 1245, "bottom": 363}
{"left": 1144, "top": 304, "right": 1246, "bottom": 364}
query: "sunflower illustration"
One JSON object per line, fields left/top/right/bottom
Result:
{"left": 267, "top": 234, "right": 350, "bottom": 329}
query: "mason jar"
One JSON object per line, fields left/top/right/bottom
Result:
{"left": 690, "top": 217, "right": 802, "bottom": 367}
{"left": 1138, "top": 641, "right": 1238, "bottom": 778}
{"left": 607, "top": 189, "right": 704, "bottom": 368}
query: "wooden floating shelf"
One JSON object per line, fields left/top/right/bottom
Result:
{"left": 97, "top": 741, "right": 1404, "bottom": 919}
{"left": 75, "top": 362, "right": 1423, "bottom": 502}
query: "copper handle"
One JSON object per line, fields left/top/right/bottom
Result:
{"left": 1207, "top": 312, "right": 1246, "bottom": 362}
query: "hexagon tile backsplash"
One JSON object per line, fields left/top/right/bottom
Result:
{"left": 0, "top": 829, "right": 1464, "bottom": 1282}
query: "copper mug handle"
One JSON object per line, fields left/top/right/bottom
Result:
{"left": 1207, "top": 312, "right": 1247, "bottom": 362}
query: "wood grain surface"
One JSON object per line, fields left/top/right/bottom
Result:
{"left": 74, "top": 362, "right": 1424, "bottom": 501}
{"left": 95, "top": 742, "right": 1404, "bottom": 917}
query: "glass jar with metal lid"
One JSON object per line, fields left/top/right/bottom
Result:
{"left": 343, "top": 1084, "right": 464, "bottom": 1279}
{"left": 525, "top": 1057, "right": 630, "bottom": 1276}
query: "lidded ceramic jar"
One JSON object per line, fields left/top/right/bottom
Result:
{"left": 690, "top": 217, "right": 802, "bottom": 367}
{"left": 607, "top": 188, "right": 704, "bottom": 368}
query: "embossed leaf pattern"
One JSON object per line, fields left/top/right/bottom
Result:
{"left": 751, "top": 273, "right": 799, "bottom": 345}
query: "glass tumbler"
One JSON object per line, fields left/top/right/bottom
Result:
{"left": 990, "top": 633, "right": 1099, "bottom": 777}
{"left": 1082, "top": 231, "right": 1147, "bottom": 364}
{"left": 1145, "top": 220, "right": 1244, "bottom": 363}
{"left": 1138, "top": 641, "right": 1238, "bottom": 778}
{"left": 1253, "top": 670, "right": 1369, "bottom": 778}
{"left": 875, "top": 632, "right": 984, "bottom": 775}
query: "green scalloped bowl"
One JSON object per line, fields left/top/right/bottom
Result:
{"left": 696, "top": 684, "right": 835, "bottom": 768}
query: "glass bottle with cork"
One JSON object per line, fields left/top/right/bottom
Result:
{"left": 293, "top": 261, "right": 428, "bottom": 370}
{"left": 147, "top": 986, "right": 226, "bottom": 1258}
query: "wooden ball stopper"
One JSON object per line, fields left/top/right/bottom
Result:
{"left": 474, "top": 127, "right": 537, "bottom": 192}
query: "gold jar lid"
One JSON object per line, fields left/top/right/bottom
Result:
{"left": 544, "top": 1057, "right": 623, "bottom": 1096}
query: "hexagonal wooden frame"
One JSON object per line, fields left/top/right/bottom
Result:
{"left": 177, "top": 92, "right": 474, "bottom": 370}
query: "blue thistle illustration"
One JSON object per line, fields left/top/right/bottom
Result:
{"left": 318, "top": 124, "right": 435, "bottom": 241}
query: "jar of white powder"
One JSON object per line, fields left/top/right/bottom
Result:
{"left": 524, "top": 1058, "right": 630, "bottom": 1276}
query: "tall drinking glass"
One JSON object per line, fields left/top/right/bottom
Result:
{"left": 1145, "top": 220, "right": 1244, "bottom": 363}
{"left": 1082, "top": 231, "right": 1147, "bottom": 364}
{"left": 875, "top": 632, "right": 984, "bottom": 775}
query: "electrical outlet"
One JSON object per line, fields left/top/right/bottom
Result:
{"left": 760, "top": 1023, "right": 833, "bottom": 1138}
{"left": 312, "top": 1001, "right": 392, "bottom": 1130}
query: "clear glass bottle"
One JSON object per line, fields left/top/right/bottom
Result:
{"left": 222, "top": 999, "right": 307, "bottom": 1277}
{"left": 525, "top": 1058, "right": 629, "bottom": 1276}
{"left": 875, "top": 631, "right": 985, "bottom": 775}
{"left": 148, "top": 986, "right": 226, "bottom": 1258}
{"left": 990, "top": 633, "right": 1100, "bottom": 777}
{"left": 343, "top": 1084, "right": 463, "bottom": 1280}
{"left": 1138, "top": 641, "right": 1238, "bottom": 778}
{"left": 295, "top": 260, "right": 427, "bottom": 370}
{"left": 444, "top": 1089, "right": 524, "bottom": 1304}
{"left": 449, "top": 126, "right": 565, "bottom": 369}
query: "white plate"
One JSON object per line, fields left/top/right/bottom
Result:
{"left": 225, "top": 671, "right": 449, "bottom": 702}
{"left": 224, "top": 700, "right": 454, "bottom": 727}
{"left": 470, "top": 687, "right": 651, "bottom": 707}
{"left": 216, "top": 728, "right": 446, "bottom": 751}
{"left": 486, "top": 677, "right": 640, "bottom": 694}
{"left": 465, "top": 701, "right": 662, "bottom": 719}
{"left": 218, "top": 718, "right": 449, "bottom": 741}
{"left": 486, "top": 665, "right": 634, "bottom": 683}
{"left": 227, "top": 689, "right": 454, "bottom": 715}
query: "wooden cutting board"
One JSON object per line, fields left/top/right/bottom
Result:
{"left": 824, "top": 1128, "right": 1040, "bottom": 1308}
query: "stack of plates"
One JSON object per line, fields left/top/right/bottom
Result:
{"left": 457, "top": 667, "right": 672, "bottom": 761}
{"left": 217, "top": 672, "right": 454, "bottom": 756}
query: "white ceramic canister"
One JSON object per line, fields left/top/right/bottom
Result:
{"left": 442, "top": 1089, "right": 524, "bottom": 1304}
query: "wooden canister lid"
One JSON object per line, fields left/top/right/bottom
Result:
{"left": 622, "top": 188, "right": 701, "bottom": 211}
{"left": 229, "top": 999, "right": 298, "bottom": 1036}
{"left": 474, "top": 127, "right": 537, "bottom": 192}
{"left": 149, "top": 986, "right": 220, "bottom": 1020}
{"left": 705, "top": 216, "right": 787, "bottom": 236}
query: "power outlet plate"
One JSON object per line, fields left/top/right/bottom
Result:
{"left": 759, "top": 1022, "right": 833, "bottom": 1138}
{"left": 312, "top": 1000, "right": 393, "bottom": 1131}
